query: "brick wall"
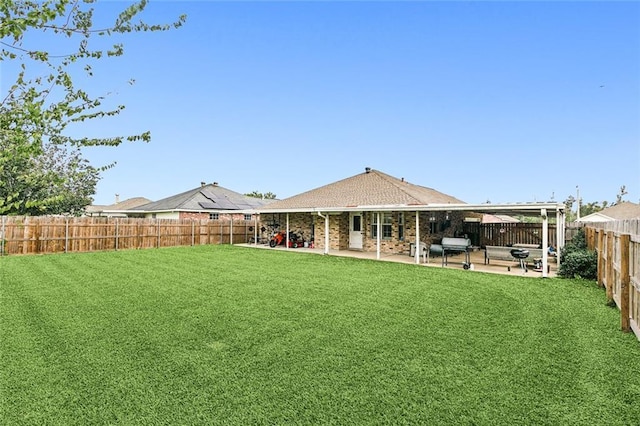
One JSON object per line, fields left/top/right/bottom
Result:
{"left": 258, "top": 210, "right": 467, "bottom": 255}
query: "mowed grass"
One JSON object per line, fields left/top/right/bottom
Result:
{"left": 1, "top": 246, "right": 639, "bottom": 425}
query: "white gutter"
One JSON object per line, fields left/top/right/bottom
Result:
{"left": 317, "top": 212, "right": 329, "bottom": 255}
{"left": 256, "top": 202, "right": 565, "bottom": 215}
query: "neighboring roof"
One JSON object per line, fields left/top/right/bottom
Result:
{"left": 482, "top": 214, "right": 521, "bottom": 224}
{"left": 133, "top": 183, "right": 273, "bottom": 212}
{"left": 577, "top": 201, "right": 640, "bottom": 222}
{"left": 260, "top": 168, "right": 465, "bottom": 211}
{"left": 85, "top": 197, "right": 152, "bottom": 214}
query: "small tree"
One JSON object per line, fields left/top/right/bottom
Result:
{"left": 1, "top": 0, "right": 186, "bottom": 215}
{"left": 616, "top": 185, "right": 628, "bottom": 204}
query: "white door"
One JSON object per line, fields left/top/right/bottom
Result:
{"left": 349, "top": 213, "right": 363, "bottom": 249}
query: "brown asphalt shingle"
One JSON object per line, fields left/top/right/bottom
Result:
{"left": 261, "top": 169, "right": 465, "bottom": 210}
{"left": 595, "top": 201, "right": 640, "bottom": 220}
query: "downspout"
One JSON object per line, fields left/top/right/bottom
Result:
{"left": 541, "top": 208, "right": 548, "bottom": 278}
{"left": 317, "top": 211, "right": 329, "bottom": 255}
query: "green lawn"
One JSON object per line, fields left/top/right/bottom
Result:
{"left": 1, "top": 245, "right": 639, "bottom": 425}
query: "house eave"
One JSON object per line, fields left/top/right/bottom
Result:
{"left": 256, "top": 202, "right": 565, "bottom": 217}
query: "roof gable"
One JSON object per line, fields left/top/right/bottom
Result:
{"left": 261, "top": 169, "right": 465, "bottom": 210}
{"left": 85, "top": 197, "right": 152, "bottom": 213}
{"left": 578, "top": 201, "right": 640, "bottom": 222}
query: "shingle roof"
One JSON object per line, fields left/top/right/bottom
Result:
{"left": 482, "top": 214, "right": 521, "bottom": 224}
{"left": 134, "top": 184, "right": 272, "bottom": 212}
{"left": 586, "top": 201, "right": 640, "bottom": 221}
{"left": 261, "top": 169, "right": 465, "bottom": 211}
{"left": 86, "top": 197, "right": 152, "bottom": 213}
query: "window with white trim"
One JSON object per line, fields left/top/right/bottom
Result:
{"left": 371, "top": 212, "right": 392, "bottom": 239}
{"left": 209, "top": 213, "right": 219, "bottom": 220}
{"left": 244, "top": 214, "right": 252, "bottom": 221}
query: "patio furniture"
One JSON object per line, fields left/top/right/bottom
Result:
{"left": 441, "top": 237, "right": 472, "bottom": 267}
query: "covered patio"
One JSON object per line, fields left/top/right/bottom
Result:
{"left": 249, "top": 169, "right": 566, "bottom": 278}
{"left": 239, "top": 238, "right": 559, "bottom": 278}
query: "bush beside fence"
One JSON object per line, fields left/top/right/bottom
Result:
{"left": 0, "top": 216, "right": 255, "bottom": 255}
{"left": 584, "top": 219, "right": 640, "bottom": 341}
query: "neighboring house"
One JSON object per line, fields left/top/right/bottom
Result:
{"left": 481, "top": 214, "right": 521, "bottom": 224}
{"left": 127, "top": 182, "right": 273, "bottom": 221}
{"left": 577, "top": 201, "right": 640, "bottom": 223}
{"left": 256, "top": 167, "right": 565, "bottom": 261}
{"left": 85, "top": 196, "right": 153, "bottom": 217}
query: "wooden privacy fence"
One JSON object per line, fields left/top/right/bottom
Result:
{"left": 584, "top": 219, "right": 640, "bottom": 340}
{"left": 0, "top": 216, "right": 255, "bottom": 255}
{"left": 472, "top": 223, "right": 558, "bottom": 248}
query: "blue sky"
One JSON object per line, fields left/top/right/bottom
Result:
{"left": 3, "top": 1, "right": 640, "bottom": 207}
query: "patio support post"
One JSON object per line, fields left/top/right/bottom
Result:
{"left": 541, "top": 208, "right": 548, "bottom": 278}
{"left": 318, "top": 212, "right": 329, "bottom": 255}
{"left": 415, "top": 211, "right": 420, "bottom": 264}
{"left": 556, "top": 209, "right": 564, "bottom": 251}
{"left": 254, "top": 215, "right": 258, "bottom": 245}
{"left": 376, "top": 212, "right": 381, "bottom": 260}
{"left": 286, "top": 213, "right": 290, "bottom": 250}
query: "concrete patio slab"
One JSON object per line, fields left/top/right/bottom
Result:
{"left": 238, "top": 243, "right": 558, "bottom": 278}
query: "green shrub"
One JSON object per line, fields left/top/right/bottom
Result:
{"left": 558, "top": 228, "right": 597, "bottom": 280}
{"left": 558, "top": 249, "right": 597, "bottom": 280}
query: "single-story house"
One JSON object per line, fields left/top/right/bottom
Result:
{"left": 85, "top": 196, "right": 153, "bottom": 217}
{"left": 125, "top": 182, "right": 274, "bottom": 221}
{"left": 254, "top": 167, "right": 566, "bottom": 277}
{"left": 576, "top": 201, "right": 640, "bottom": 223}
{"left": 481, "top": 214, "right": 521, "bottom": 224}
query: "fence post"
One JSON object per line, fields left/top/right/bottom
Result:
{"left": 191, "top": 220, "right": 195, "bottom": 246}
{"left": 1, "top": 216, "right": 5, "bottom": 256}
{"left": 597, "top": 229, "right": 605, "bottom": 288}
{"left": 65, "top": 218, "right": 69, "bottom": 253}
{"left": 157, "top": 220, "right": 160, "bottom": 248}
{"left": 115, "top": 218, "right": 119, "bottom": 251}
{"left": 230, "top": 217, "right": 233, "bottom": 245}
{"left": 606, "top": 231, "right": 614, "bottom": 303}
{"left": 620, "top": 234, "right": 630, "bottom": 332}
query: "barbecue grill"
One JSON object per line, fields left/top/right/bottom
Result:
{"left": 510, "top": 248, "right": 529, "bottom": 272}
{"left": 441, "top": 237, "right": 472, "bottom": 268}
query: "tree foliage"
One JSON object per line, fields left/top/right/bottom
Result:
{"left": 0, "top": 0, "right": 186, "bottom": 215}
{"left": 245, "top": 191, "right": 277, "bottom": 200}
{"left": 563, "top": 185, "right": 629, "bottom": 222}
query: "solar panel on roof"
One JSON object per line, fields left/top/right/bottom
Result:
{"left": 198, "top": 201, "right": 216, "bottom": 209}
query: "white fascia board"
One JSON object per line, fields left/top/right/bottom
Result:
{"left": 256, "top": 202, "right": 565, "bottom": 216}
